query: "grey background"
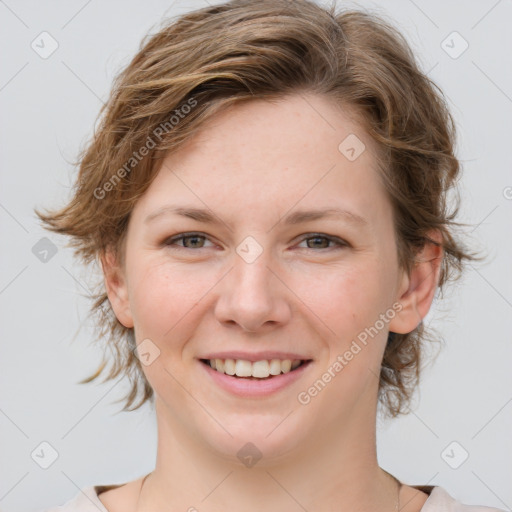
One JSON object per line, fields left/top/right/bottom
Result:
{"left": 0, "top": 0, "right": 511, "bottom": 511}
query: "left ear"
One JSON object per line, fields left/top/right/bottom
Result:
{"left": 388, "top": 230, "right": 443, "bottom": 335}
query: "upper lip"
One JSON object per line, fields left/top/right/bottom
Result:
{"left": 199, "top": 351, "right": 312, "bottom": 362}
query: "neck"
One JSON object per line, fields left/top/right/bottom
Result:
{"left": 136, "top": 394, "right": 400, "bottom": 512}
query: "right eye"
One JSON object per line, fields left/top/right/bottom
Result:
{"left": 163, "top": 232, "right": 215, "bottom": 250}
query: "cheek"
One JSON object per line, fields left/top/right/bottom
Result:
{"left": 306, "top": 261, "right": 393, "bottom": 336}
{"left": 128, "top": 260, "right": 196, "bottom": 340}
{"left": 304, "top": 257, "right": 396, "bottom": 390}
{"left": 127, "top": 257, "right": 225, "bottom": 346}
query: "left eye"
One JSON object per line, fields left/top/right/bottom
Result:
{"left": 163, "top": 233, "right": 347, "bottom": 251}
{"left": 296, "top": 234, "right": 347, "bottom": 250}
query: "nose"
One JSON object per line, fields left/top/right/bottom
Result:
{"left": 214, "top": 249, "right": 291, "bottom": 333}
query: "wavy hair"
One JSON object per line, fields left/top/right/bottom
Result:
{"left": 35, "top": 0, "right": 479, "bottom": 417}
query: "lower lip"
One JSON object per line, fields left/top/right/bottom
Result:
{"left": 199, "top": 360, "right": 312, "bottom": 398}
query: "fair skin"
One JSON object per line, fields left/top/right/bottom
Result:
{"left": 100, "top": 93, "right": 442, "bottom": 512}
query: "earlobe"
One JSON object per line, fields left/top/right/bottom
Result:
{"left": 389, "top": 231, "right": 443, "bottom": 335}
{"left": 100, "top": 248, "right": 134, "bottom": 329}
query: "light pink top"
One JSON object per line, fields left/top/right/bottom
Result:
{"left": 40, "top": 483, "right": 506, "bottom": 511}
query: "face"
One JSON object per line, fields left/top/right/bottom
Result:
{"left": 104, "top": 93, "right": 436, "bottom": 462}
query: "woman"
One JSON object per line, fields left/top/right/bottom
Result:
{"left": 37, "top": 1, "right": 504, "bottom": 511}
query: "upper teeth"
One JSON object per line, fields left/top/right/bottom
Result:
{"left": 208, "top": 358, "right": 302, "bottom": 378}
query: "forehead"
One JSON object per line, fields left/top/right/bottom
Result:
{"left": 133, "top": 93, "right": 390, "bottom": 229}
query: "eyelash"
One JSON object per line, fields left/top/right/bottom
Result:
{"left": 162, "top": 232, "right": 349, "bottom": 251}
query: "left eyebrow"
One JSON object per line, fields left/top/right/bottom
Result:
{"left": 144, "top": 205, "right": 368, "bottom": 228}
{"left": 281, "top": 208, "right": 368, "bottom": 227}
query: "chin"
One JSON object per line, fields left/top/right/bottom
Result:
{"left": 196, "top": 411, "right": 310, "bottom": 467}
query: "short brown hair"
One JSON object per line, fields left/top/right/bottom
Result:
{"left": 36, "top": 0, "right": 478, "bottom": 417}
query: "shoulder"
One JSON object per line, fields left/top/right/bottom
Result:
{"left": 37, "top": 476, "right": 145, "bottom": 512}
{"left": 418, "top": 486, "right": 506, "bottom": 512}
{"left": 37, "top": 482, "right": 507, "bottom": 512}
{"left": 37, "top": 484, "right": 117, "bottom": 512}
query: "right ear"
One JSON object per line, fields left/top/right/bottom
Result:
{"left": 100, "top": 247, "right": 134, "bottom": 328}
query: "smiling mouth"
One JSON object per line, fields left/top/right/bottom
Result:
{"left": 200, "top": 358, "right": 310, "bottom": 380}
